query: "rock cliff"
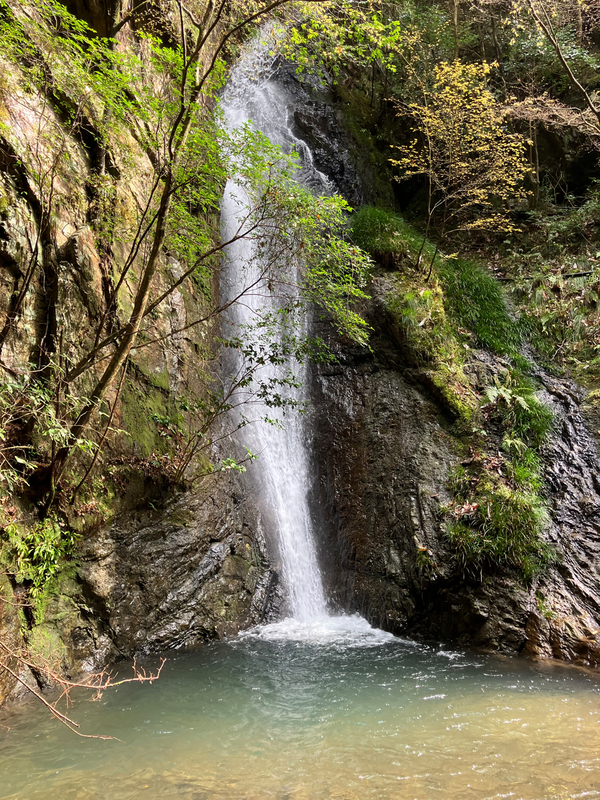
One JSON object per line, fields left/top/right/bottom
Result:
{"left": 0, "top": 0, "right": 279, "bottom": 699}
{"left": 311, "top": 279, "right": 600, "bottom": 668}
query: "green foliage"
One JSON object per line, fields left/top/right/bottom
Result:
{"left": 507, "top": 0, "right": 600, "bottom": 95}
{"left": 545, "top": 184, "right": 600, "bottom": 244}
{"left": 437, "top": 256, "right": 523, "bottom": 356}
{"left": 0, "top": 0, "right": 374, "bottom": 505}
{"left": 0, "top": 373, "right": 95, "bottom": 493}
{"left": 353, "top": 206, "right": 525, "bottom": 427}
{"left": 392, "top": 60, "right": 529, "bottom": 241}
{"left": 144, "top": 309, "right": 334, "bottom": 485}
{"left": 1, "top": 517, "right": 78, "bottom": 597}
{"left": 287, "top": 1, "right": 406, "bottom": 84}
{"left": 446, "top": 371, "right": 554, "bottom": 581}
{"left": 536, "top": 590, "right": 557, "bottom": 620}
{"left": 446, "top": 484, "right": 553, "bottom": 581}
{"left": 388, "top": 281, "right": 453, "bottom": 363}
{"left": 511, "top": 258, "right": 600, "bottom": 381}
{"left": 484, "top": 373, "right": 554, "bottom": 446}
{"left": 287, "top": 0, "right": 456, "bottom": 100}
{"left": 504, "top": 447, "right": 543, "bottom": 493}
{"left": 415, "top": 545, "right": 436, "bottom": 577}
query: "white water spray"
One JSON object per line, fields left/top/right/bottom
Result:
{"left": 220, "top": 31, "right": 393, "bottom": 644}
{"left": 220, "top": 30, "right": 328, "bottom": 623}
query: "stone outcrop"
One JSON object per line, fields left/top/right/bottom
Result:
{"left": 311, "top": 278, "right": 600, "bottom": 667}
{"left": 50, "top": 474, "right": 278, "bottom": 671}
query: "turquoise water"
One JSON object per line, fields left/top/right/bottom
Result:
{"left": 1, "top": 618, "right": 600, "bottom": 800}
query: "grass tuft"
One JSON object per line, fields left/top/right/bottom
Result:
{"left": 438, "top": 256, "right": 523, "bottom": 356}
{"left": 351, "top": 206, "right": 524, "bottom": 356}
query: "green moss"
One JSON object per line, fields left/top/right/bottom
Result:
{"left": 381, "top": 248, "right": 479, "bottom": 427}
{"left": 27, "top": 623, "right": 67, "bottom": 672}
{"left": 31, "top": 563, "right": 80, "bottom": 625}
{"left": 429, "top": 367, "right": 477, "bottom": 425}
{"left": 392, "top": 309, "right": 477, "bottom": 425}
{"left": 120, "top": 380, "right": 168, "bottom": 457}
{"left": 137, "top": 363, "right": 170, "bottom": 392}
{"left": 387, "top": 279, "right": 450, "bottom": 361}
{"left": 351, "top": 206, "right": 431, "bottom": 263}
{"left": 168, "top": 508, "right": 195, "bottom": 527}
{"left": 352, "top": 206, "right": 525, "bottom": 357}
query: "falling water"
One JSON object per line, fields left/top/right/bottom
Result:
{"left": 219, "top": 29, "right": 331, "bottom": 624}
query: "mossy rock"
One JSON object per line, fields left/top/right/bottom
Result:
{"left": 120, "top": 380, "right": 169, "bottom": 457}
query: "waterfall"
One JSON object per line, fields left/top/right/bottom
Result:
{"left": 219, "top": 29, "right": 329, "bottom": 623}
{"left": 219, "top": 30, "right": 394, "bottom": 645}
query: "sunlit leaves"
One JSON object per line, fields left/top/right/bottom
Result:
{"left": 222, "top": 124, "right": 372, "bottom": 344}
{"left": 392, "top": 60, "right": 530, "bottom": 240}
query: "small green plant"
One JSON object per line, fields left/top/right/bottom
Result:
{"left": 484, "top": 373, "right": 554, "bottom": 447}
{"left": 1, "top": 517, "right": 79, "bottom": 597}
{"left": 387, "top": 281, "right": 452, "bottom": 363}
{"left": 536, "top": 590, "right": 557, "bottom": 620}
{"left": 416, "top": 545, "right": 437, "bottom": 577}
{"left": 447, "top": 482, "right": 553, "bottom": 580}
{"left": 503, "top": 447, "right": 543, "bottom": 493}
{"left": 0, "top": 372, "right": 96, "bottom": 494}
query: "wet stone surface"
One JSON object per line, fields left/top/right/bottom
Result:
{"left": 310, "top": 286, "right": 600, "bottom": 666}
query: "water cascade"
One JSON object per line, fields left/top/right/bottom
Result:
{"left": 2, "top": 34, "right": 600, "bottom": 800}
{"left": 219, "top": 30, "right": 341, "bottom": 630}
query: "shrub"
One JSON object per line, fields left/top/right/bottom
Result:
{"left": 447, "top": 482, "right": 553, "bottom": 581}
{"left": 0, "top": 517, "right": 79, "bottom": 597}
{"left": 446, "top": 373, "right": 554, "bottom": 581}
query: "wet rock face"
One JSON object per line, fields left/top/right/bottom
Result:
{"left": 525, "top": 374, "right": 600, "bottom": 665}
{"left": 312, "top": 293, "right": 600, "bottom": 666}
{"left": 275, "top": 63, "right": 363, "bottom": 207}
{"left": 311, "top": 344, "right": 456, "bottom": 631}
{"left": 310, "top": 307, "right": 460, "bottom": 636}
{"left": 62, "top": 0, "right": 121, "bottom": 37}
{"left": 0, "top": 577, "right": 21, "bottom": 702}
{"left": 73, "top": 474, "right": 279, "bottom": 663}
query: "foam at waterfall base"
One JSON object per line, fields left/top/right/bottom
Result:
{"left": 238, "top": 613, "right": 403, "bottom": 648}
